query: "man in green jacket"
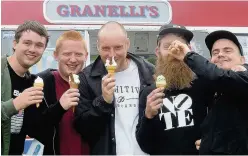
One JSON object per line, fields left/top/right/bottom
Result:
{"left": 1, "top": 20, "right": 49, "bottom": 155}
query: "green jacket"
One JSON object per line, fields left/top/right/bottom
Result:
{"left": 1, "top": 56, "right": 18, "bottom": 155}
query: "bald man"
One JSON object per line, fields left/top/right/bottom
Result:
{"left": 74, "top": 21, "right": 154, "bottom": 155}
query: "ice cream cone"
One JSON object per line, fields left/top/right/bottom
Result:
{"left": 70, "top": 82, "right": 78, "bottom": 113}
{"left": 69, "top": 74, "right": 80, "bottom": 113}
{"left": 105, "top": 56, "right": 117, "bottom": 77}
{"left": 33, "top": 81, "right": 44, "bottom": 108}
{"left": 69, "top": 82, "right": 78, "bottom": 89}
{"left": 156, "top": 82, "right": 167, "bottom": 88}
{"left": 107, "top": 66, "right": 117, "bottom": 76}
{"left": 156, "top": 75, "right": 167, "bottom": 89}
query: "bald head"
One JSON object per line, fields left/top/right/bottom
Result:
{"left": 98, "top": 21, "right": 127, "bottom": 40}
{"left": 96, "top": 21, "right": 130, "bottom": 72}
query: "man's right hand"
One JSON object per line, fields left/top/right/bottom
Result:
{"left": 60, "top": 89, "right": 80, "bottom": 110}
{"left": 13, "top": 87, "right": 44, "bottom": 111}
{"left": 102, "top": 74, "right": 116, "bottom": 104}
{"left": 145, "top": 87, "right": 165, "bottom": 119}
{"left": 195, "top": 139, "right": 201, "bottom": 150}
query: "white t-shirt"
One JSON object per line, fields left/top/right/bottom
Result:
{"left": 114, "top": 60, "right": 148, "bottom": 155}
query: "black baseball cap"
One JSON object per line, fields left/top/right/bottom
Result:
{"left": 157, "top": 24, "right": 193, "bottom": 44}
{"left": 205, "top": 30, "right": 244, "bottom": 56}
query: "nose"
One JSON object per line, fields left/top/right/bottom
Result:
{"left": 108, "top": 48, "right": 116, "bottom": 59}
{"left": 29, "top": 44, "right": 36, "bottom": 53}
{"left": 69, "top": 54, "right": 77, "bottom": 63}
{"left": 217, "top": 50, "right": 225, "bottom": 58}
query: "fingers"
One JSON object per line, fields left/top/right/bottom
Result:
{"left": 196, "top": 146, "right": 200, "bottom": 150}
{"left": 30, "top": 100, "right": 43, "bottom": 104}
{"left": 195, "top": 139, "right": 201, "bottom": 150}
{"left": 66, "top": 90, "right": 80, "bottom": 98}
{"left": 147, "top": 88, "right": 164, "bottom": 98}
{"left": 108, "top": 86, "right": 115, "bottom": 94}
{"left": 25, "top": 87, "right": 43, "bottom": 92}
{"left": 148, "top": 93, "right": 164, "bottom": 105}
{"left": 67, "top": 88, "right": 79, "bottom": 94}
{"left": 70, "top": 102, "right": 78, "bottom": 106}
{"left": 150, "top": 98, "right": 163, "bottom": 107}
{"left": 151, "top": 103, "right": 163, "bottom": 111}
{"left": 102, "top": 77, "right": 115, "bottom": 88}
{"left": 195, "top": 139, "right": 201, "bottom": 146}
{"left": 231, "top": 65, "right": 247, "bottom": 72}
{"left": 102, "top": 75, "right": 115, "bottom": 97}
{"left": 32, "top": 90, "right": 44, "bottom": 96}
{"left": 32, "top": 95, "right": 44, "bottom": 101}
{"left": 106, "top": 81, "right": 115, "bottom": 90}
{"left": 147, "top": 88, "right": 165, "bottom": 102}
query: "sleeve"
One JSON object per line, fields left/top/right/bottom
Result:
{"left": 74, "top": 72, "right": 114, "bottom": 142}
{"left": 136, "top": 86, "right": 159, "bottom": 154}
{"left": 184, "top": 52, "right": 248, "bottom": 92}
{"left": 1, "top": 99, "right": 18, "bottom": 122}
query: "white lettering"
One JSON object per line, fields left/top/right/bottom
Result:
{"left": 160, "top": 94, "right": 194, "bottom": 130}
{"left": 177, "top": 109, "right": 194, "bottom": 127}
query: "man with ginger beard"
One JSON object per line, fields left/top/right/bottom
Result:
{"left": 136, "top": 24, "right": 215, "bottom": 154}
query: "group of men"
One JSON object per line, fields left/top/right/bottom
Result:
{"left": 1, "top": 20, "right": 248, "bottom": 155}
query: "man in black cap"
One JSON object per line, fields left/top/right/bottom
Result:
{"left": 168, "top": 30, "right": 248, "bottom": 154}
{"left": 136, "top": 24, "right": 214, "bottom": 154}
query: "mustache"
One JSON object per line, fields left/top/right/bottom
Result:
{"left": 155, "top": 54, "right": 195, "bottom": 90}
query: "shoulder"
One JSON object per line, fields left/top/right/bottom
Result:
{"left": 140, "top": 84, "right": 156, "bottom": 97}
{"left": 36, "top": 69, "right": 56, "bottom": 83}
{"left": 82, "top": 63, "right": 93, "bottom": 75}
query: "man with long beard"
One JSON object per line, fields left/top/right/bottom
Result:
{"left": 136, "top": 24, "right": 215, "bottom": 154}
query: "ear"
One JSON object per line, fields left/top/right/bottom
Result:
{"left": 96, "top": 40, "right": 100, "bottom": 52}
{"left": 84, "top": 52, "right": 88, "bottom": 60}
{"left": 188, "top": 44, "right": 192, "bottom": 51}
{"left": 53, "top": 50, "right": 58, "bottom": 61}
{"left": 241, "top": 56, "right": 245, "bottom": 64}
{"left": 155, "top": 46, "right": 159, "bottom": 57}
{"left": 126, "top": 38, "right": 130, "bottom": 50}
{"left": 13, "top": 40, "right": 17, "bottom": 51}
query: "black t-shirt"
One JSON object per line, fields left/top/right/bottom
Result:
{"left": 7, "top": 61, "right": 33, "bottom": 155}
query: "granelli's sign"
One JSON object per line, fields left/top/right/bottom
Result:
{"left": 43, "top": 0, "right": 172, "bottom": 25}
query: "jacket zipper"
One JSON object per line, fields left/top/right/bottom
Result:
{"left": 53, "top": 127, "right": 56, "bottom": 155}
{"left": 44, "top": 98, "right": 56, "bottom": 155}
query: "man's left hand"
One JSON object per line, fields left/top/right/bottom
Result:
{"left": 168, "top": 40, "right": 191, "bottom": 61}
{"left": 231, "top": 65, "right": 247, "bottom": 72}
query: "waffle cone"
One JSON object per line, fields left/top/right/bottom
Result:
{"left": 107, "top": 65, "right": 116, "bottom": 76}
{"left": 34, "top": 83, "right": 44, "bottom": 88}
{"left": 70, "top": 82, "right": 78, "bottom": 89}
{"left": 156, "top": 82, "right": 166, "bottom": 88}
{"left": 33, "top": 83, "right": 44, "bottom": 108}
{"left": 108, "top": 69, "right": 115, "bottom": 76}
{"left": 69, "top": 81, "right": 79, "bottom": 113}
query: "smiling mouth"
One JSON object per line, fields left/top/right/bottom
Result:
{"left": 67, "top": 65, "right": 77, "bottom": 70}
{"left": 26, "top": 54, "right": 36, "bottom": 59}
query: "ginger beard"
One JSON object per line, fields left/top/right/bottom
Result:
{"left": 155, "top": 52, "right": 195, "bottom": 90}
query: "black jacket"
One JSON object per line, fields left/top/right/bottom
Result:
{"left": 136, "top": 75, "right": 214, "bottom": 154}
{"left": 184, "top": 52, "right": 248, "bottom": 154}
{"left": 74, "top": 53, "right": 154, "bottom": 155}
{"left": 25, "top": 69, "right": 66, "bottom": 155}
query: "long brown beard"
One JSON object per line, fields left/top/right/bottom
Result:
{"left": 155, "top": 53, "right": 195, "bottom": 90}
